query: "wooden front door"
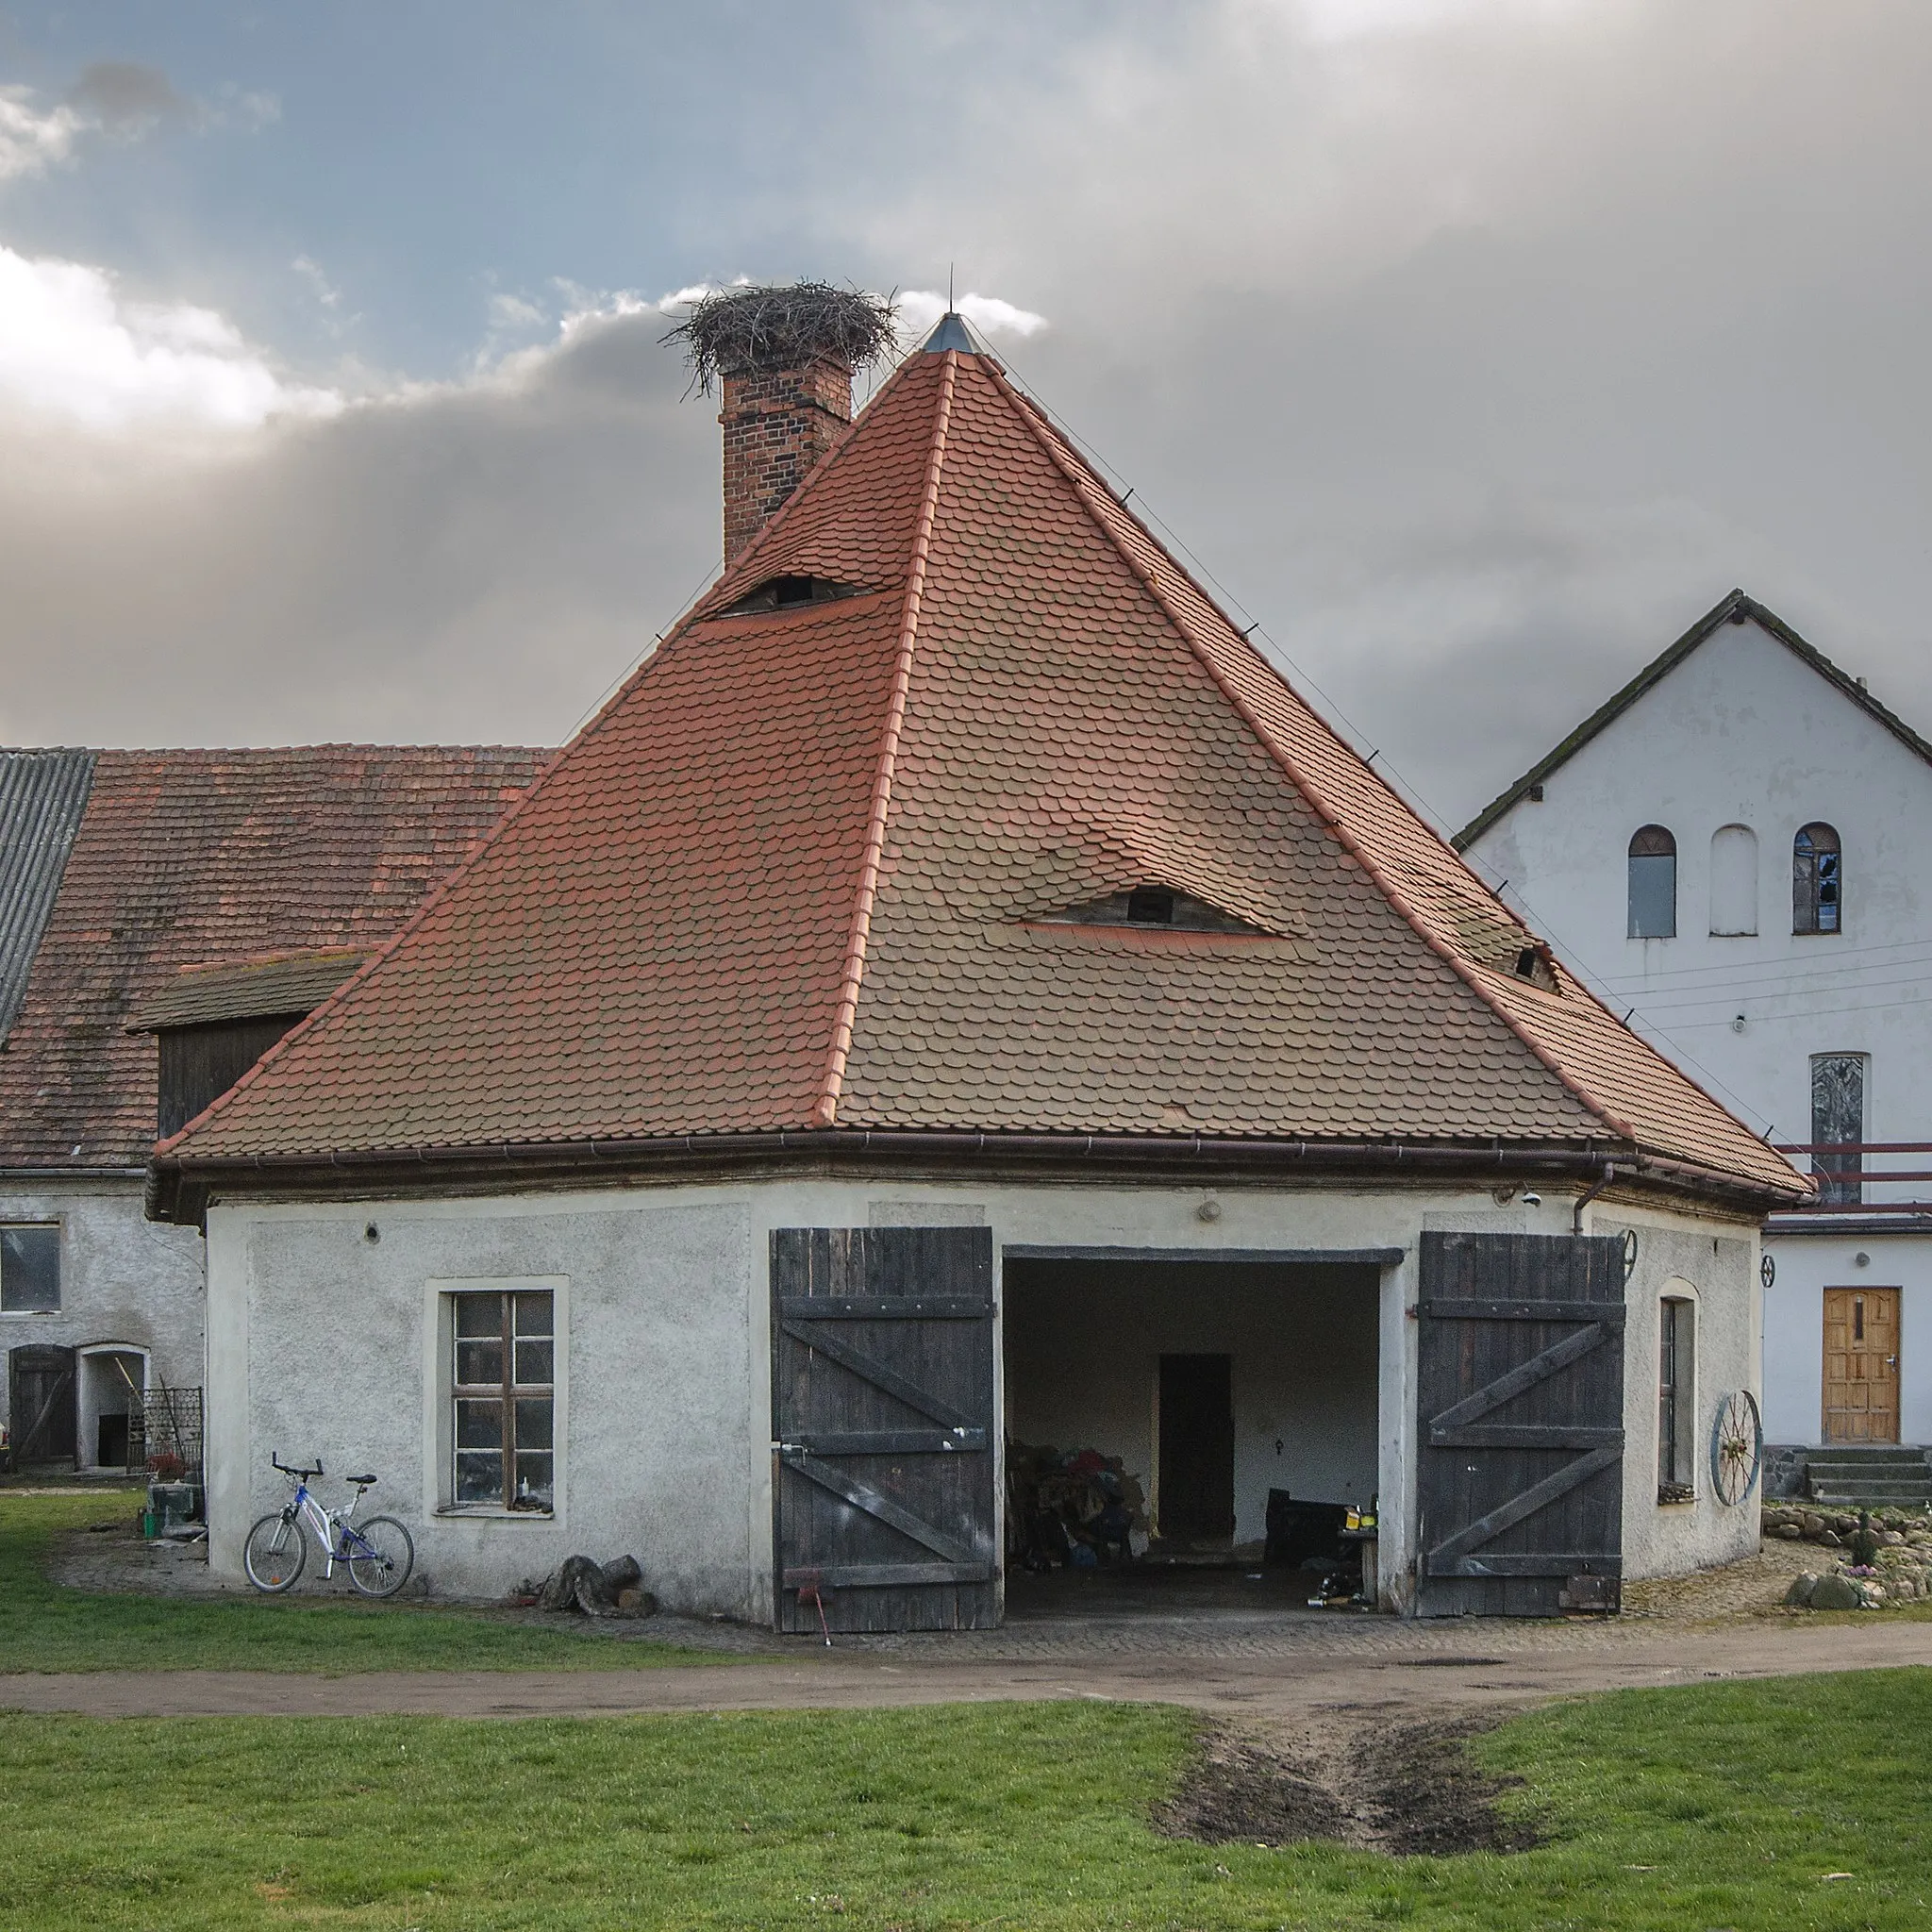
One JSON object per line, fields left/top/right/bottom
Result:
{"left": 1416, "top": 1232, "right": 1626, "bottom": 1618}
{"left": 1158, "top": 1354, "right": 1235, "bottom": 1543}
{"left": 1823, "top": 1287, "right": 1901, "bottom": 1443}
{"left": 772, "top": 1226, "right": 998, "bottom": 1633}
{"left": 8, "top": 1344, "right": 76, "bottom": 1468}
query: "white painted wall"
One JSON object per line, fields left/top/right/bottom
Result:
{"left": 1466, "top": 614, "right": 1932, "bottom": 1445}
{"left": 0, "top": 1175, "right": 204, "bottom": 1464}
{"left": 204, "top": 1174, "right": 1758, "bottom": 1618}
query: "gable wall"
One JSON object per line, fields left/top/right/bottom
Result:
{"left": 1468, "top": 617, "right": 1932, "bottom": 1151}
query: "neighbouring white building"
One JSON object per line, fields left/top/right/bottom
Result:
{"left": 1461, "top": 591, "right": 1932, "bottom": 1493}
{"left": 148, "top": 302, "right": 1807, "bottom": 1625}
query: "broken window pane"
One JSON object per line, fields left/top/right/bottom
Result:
{"left": 1794, "top": 824, "right": 1842, "bottom": 935}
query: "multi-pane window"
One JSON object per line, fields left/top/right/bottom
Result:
{"left": 1658, "top": 1296, "right": 1696, "bottom": 1498}
{"left": 1810, "top": 1053, "right": 1867, "bottom": 1207}
{"left": 1627, "top": 825, "right": 1677, "bottom": 939}
{"left": 452, "top": 1291, "right": 555, "bottom": 1510}
{"left": 1793, "top": 823, "right": 1841, "bottom": 934}
{"left": 0, "top": 1226, "right": 60, "bottom": 1312}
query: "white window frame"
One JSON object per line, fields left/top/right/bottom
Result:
{"left": 422, "top": 1275, "right": 568, "bottom": 1524}
{"left": 0, "top": 1221, "right": 63, "bottom": 1316}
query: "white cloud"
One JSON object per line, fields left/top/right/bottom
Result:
{"left": 897, "top": 289, "right": 1048, "bottom": 341}
{"left": 0, "top": 244, "right": 341, "bottom": 431}
{"left": 0, "top": 85, "right": 84, "bottom": 181}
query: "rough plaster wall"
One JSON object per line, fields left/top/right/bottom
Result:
{"left": 225, "top": 1197, "right": 758, "bottom": 1615}
{"left": 1605, "top": 1207, "right": 1760, "bottom": 1581}
{"left": 1003, "top": 1259, "right": 1380, "bottom": 1542}
{"left": 0, "top": 1178, "right": 203, "bottom": 1458}
{"left": 1764, "top": 1233, "right": 1931, "bottom": 1446}
{"left": 202, "top": 1174, "right": 1764, "bottom": 1619}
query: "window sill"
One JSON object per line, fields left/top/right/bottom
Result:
{"left": 1657, "top": 1485, "right": 1698, "bottom": 1507}
{"left": 0, "top": 1308, "right": 58, "bottom": 1318}
{"left": 434, "top": 1505, "right": 556, "bottom": 1522}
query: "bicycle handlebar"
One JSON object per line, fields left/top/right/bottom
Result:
{"left": 271, "top": 1454, "right": 324, "bottom": 1482}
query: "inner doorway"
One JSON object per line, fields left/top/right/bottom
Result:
{"left": 1824, "top": 1286, "right": 1900, "bottom": 1443}
{"left": 1158, "top": 1354, "right": 1234, "bottom": 1543}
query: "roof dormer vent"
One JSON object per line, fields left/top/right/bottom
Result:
{"left": 716, "top": 574, "right": 868, "bottom": 617}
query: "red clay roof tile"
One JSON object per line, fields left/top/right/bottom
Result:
{"left": 158, "top": 347, "right": 1804, "bottom": 1200}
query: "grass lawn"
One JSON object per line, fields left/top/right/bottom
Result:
{"left": 0, "top": 1490, "right": 741, "bottom": 1674}
{"left": 0, "top": 1671, "right": 1928, "bottom": 1929}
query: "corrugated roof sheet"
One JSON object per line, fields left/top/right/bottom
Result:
{"left": 158, "top": 347, "right": 1805, "bottom": 1201}
{"left": 0, "top": 749, "right": 96, "bottom": 1044}
{"left": 1, "top": 745, "right": 547, "bottom": 1169}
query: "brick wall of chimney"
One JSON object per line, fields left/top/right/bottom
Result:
{"left": 719, "top": 357, "right": 853, "bottom": 563}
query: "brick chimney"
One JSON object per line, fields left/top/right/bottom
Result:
{"left": 719, "top": 355, "right": 852, "bottom": 563}
{"left": 664, "top": 284, "right": 897, "bottom": 564}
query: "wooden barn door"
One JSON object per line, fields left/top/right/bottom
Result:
{"left": 1416, "top": 1231, "right": 1625, "bottom": 1617}
{"left": 772, "top": 1226, "right": 998, "bottom": 1633}
{"left": 8, "top": 1344, "right": 77, "bottom": 1469}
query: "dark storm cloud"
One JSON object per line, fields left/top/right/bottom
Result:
{"left": 7, "top": 1, "right": 1932, "bottom": 832}
{"left": 0, "top": 308, "right": 717, "bottom": 748}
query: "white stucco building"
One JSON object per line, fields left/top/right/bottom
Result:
{"left": 1461, "top": 591, "right": 1932, "bottom": 1489}
{"left": 150, "top": 309, "right": 1806, "bottom": 1624}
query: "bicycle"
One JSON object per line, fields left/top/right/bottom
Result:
{"left": 242, "top": 1455, "right": 415, "bottom": 1598}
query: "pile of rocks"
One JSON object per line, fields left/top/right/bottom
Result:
{"left": 1762, "top": 1502, "right": 1932, "bottom": 1551}
{"left": 1765, "top": 1504, "right": 1932, "bottom": 1610}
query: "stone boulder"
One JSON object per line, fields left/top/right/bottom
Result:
{"left": 1807, "top": 1573, "right": 1864, "bottom": 1611}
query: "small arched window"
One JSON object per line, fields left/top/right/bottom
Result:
{"left": 1793, "top": 823, "right": 1841, "bottom": 935}
{"left": 1708, "top": 824, "right": 1758, "bottom": 936}
{"left": 1627, "top": 825, "right": 1676, "bottom": 939}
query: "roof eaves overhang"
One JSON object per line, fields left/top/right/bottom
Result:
{"left": 1454, "top": 590, "right": 1932, "bottom": 851}
{"left": 145, "top": 1127, "right": 1804, "bottom": 1229}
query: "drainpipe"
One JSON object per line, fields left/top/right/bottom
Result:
{"left": 1573, "top": 1162, "right": 1621, "bottom": 1235}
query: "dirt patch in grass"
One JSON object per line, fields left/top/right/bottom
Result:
{"left": 1158, "top": 1712, "right": 1536, "bottom": 1856}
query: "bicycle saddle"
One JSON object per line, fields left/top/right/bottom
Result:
{"left": 347, "top": 1473, "right": 378, "bottom": 1488}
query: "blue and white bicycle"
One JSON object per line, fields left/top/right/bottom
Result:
{"left": 242, "top": 1455, "right": 415, "bottom": 1598}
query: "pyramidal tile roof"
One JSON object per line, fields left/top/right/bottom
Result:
{"left": 154, "top": 335, "right": 1805, "bottom": 1201}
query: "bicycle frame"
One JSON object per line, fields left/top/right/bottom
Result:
{"left": 281, "top": 1475, "right": 379, "bottom": 1580}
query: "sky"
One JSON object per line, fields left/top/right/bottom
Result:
{"left": 2, "top": 0, "right": 1930, "bottom": 835}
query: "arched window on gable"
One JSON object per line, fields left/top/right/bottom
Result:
{"left": 1708, "top": 824, "right": 1758, "bottom": 936}
{"left": 1627, "top": 825, "right": 1676, "bottom": 939}
{"left": 1793, "top": 823, "right": 1842, "bottom": 935}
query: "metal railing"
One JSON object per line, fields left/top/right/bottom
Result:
{"left": 1771, "top": 1142, "right": 1932, "bottom": 1218}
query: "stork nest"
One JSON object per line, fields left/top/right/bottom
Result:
{"left": 661, "top": 282, "right": 898, "bottom": 393}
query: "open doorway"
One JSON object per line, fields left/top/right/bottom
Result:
{"left": 1001, "top": 1253, "right": 1382, "bottom": 1615}
{"left": 77, "top": 1346, "right": 149, "bottom": 1473}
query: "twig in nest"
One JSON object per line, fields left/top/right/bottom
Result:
{"left": 661, "top": 282, "right": 898, "bottom": 394}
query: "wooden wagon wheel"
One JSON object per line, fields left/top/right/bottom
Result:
{"left": 1709, "top": 1389, "right": 1762, "bottom": 1506}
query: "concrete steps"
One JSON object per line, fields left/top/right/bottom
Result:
{"left": 1806, "top": 1446, "right": 1932, "bottom": 1508}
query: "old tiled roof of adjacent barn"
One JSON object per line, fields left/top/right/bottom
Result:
{"left": 0, "top": 745, "right": 548, "bottom": 1171}
{"left": 153, "top": 330, "right": 1806, "bottom": 1202}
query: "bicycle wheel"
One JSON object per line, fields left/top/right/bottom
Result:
{"left": 242, "top": 1511, "right": 308, "bottom": 1592}
{"left": 343, "top": 1515, "right": 415, "bottom": 1598}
